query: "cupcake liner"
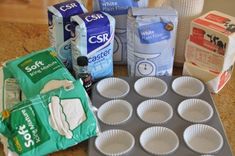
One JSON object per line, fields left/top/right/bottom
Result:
{"left": 140, "top": 126, "right": 179, "bottom": 155}
{"left": 178, "top": 99, "right": 214, "bottom": 123}
{"left": 97, "top": 100, "right": 133, "bottom": 125}
{"left": 95, "top": 129, "right": 135, "bottom": 156}
{"left": 137, "top": 99, "right": 173, "bottom": 124}
{"left": 183, "top": 124, "right": 223, "bottom": 154}
{"left": 96, "top": 78, "right": 130, "bottom": 99}
{"left": 172, "top": 76, "right": 204, "bottom": 97}
{"left": 134, "top": 77, "right": 167, "bottom": 98}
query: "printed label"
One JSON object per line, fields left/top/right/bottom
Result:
{"left": 53, "top": 0, "right": 84, "bottom": 41}
{"left": 88, "top": 47, "right": 113, "bottom": 80}
{"left": 185, "top": 43, "right": 224, "bottom": 72}
{"left": 87, "top": 29, "right": 110, "bottom": 54}
{"left": 79, "top": 12, "right": 111, "bottom": 54}
{"left": 194, "top": 19, "right": 231, "bottom": 35}
{"left": 18, "top": 51, "right": 63, "bottom": 83}
{"left": 88, "top": 48, "right": 111, "bottom": 63}
{"left": 218, "top": 66, "right": 233, "bottom": 90}
{"left": 138, "top": 22, "right": 171, "bottom": 44}
{"left": 72, "top": 11, "right": 114, "bottom": 80}
{"left": 205, "top": 13, "right": 230, "bottom": 24}
{"left": 4, "top": 78, "right": 21, "bottom": 108}
{"left": 11, "top": 105, "right": 50, "bottom": 154}
{"left": 98, "top": 0, "right": 138, "bottom": 15}
{"left": 190, "top": 26, "right": 227, "bottom": 55}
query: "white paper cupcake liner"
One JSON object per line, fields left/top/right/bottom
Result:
{"left": 172, "top": 76, "right": 204, "bottom": 97}
{"left": 95, "top": 129, "right": 135, "bottom": 156}
{"left": 137, "top": 99, "right": 173, "bottom": 124}
{"left": 134, "top": 77, "right": 167, "bottom": 98}
{"left": 140, "top": 126, "right": 179, "bottom": 155}
{"left": 183, "top": 124, "right": 224, "bottom": 154}
{"left": 97, "top": 100, "right": 133, "bottom": 125}
{"left": 96, "top": 78, "right": 130, "bottom": 99}
{"left": 178, "top": 99, "right": 213, "bottom": 123}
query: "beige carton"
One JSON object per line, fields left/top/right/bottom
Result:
{"left": 189, "top": 11, "right": 235, "bottom": 72}
{"left": 183, "top": 62, "right": 233, "bottom": 93}
{"left": 185, "top": 40, "right": 230, "bottom": 73}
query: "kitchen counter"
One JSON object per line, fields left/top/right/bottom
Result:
{"left": 0, "top": 22, "right": 234, "bottom": 156}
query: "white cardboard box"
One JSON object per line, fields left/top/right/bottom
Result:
{"left": 183, "top": 62, "right": 233, "bottom": 93}
{"left": 189, "top": 10, "right": 235, "bottom": 72}
{"left": 185, "top": 40, "right": 227, "bottom": 73}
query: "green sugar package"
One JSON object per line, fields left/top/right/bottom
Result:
{"left": 0, "top": 80, "right": 98, "bottom": 156}
{"left": 5, "top": 47, "right": 75, "bottom": 99}
{"left": 0, "top": 66, "right": 21, "bottom": 113}
{"left": 0, "top": 66, "right": 22, "bottom": 155}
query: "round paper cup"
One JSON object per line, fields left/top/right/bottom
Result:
{"left": 134, "top": 77, "right": 167, "bottom": 98}
{"left": 140, "top": 126, "right": 179, "bottom": 155}
{"left": 137, "top": 99, "right": 173, "bottom": 124}
{"left": 95, "top": 129, "right": 135, "bottom": 156}
{"left": 183, "top": 124, "right": 223, "bottom": 154}
{"left": 178, "top": 99, "right": 213, "bottom": 123}
{"left": 96, "top": 78, "right": 130, "bottom": 99}
{"left": 97, "top": 100, "right": 133, "bottom": 125}
{"left": 172, "top": 76, "right": 204, "bottom": 97}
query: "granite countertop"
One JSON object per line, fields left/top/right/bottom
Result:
{"left": 0, "top": 22, "right": 234, "bottom": 156}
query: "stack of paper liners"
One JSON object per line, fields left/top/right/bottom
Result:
{"left": 183, "top": 11, "right": 235, "bottom": 93}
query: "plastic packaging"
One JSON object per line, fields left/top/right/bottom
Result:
{"left": 71, "top": 11, "right": 115, "bottom": 81}
{"left": 48, "top": 0, "right": 87, "bottom": 70}
{"left": 0, "top": 80, "right": 98, "bottom": 156}
{"left": 0, "top": 66, "right": 21, "bottom": 113}
{"left": 127, "top": 7, "right": 178, "bottom": 76}
{"left": 5, "top": 47, "right": 75, "bottom": 99}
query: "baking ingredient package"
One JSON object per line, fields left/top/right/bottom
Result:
{"left": 127, "top": 7, "right": 178, "bottom": 76}
{"left": 93, "top": 0, "right": 149, "bottom": 64}
{"left": 184, "top": 11, "right": 235, "bottom": 93}
{"left": 0, "top": 47, "right": 99, "bottom": 155}
{"left": 0, "top": 80, "right": 98, "bottom": 156}
{"left": 71, "top": 11, "right": 115, "bottom": 81}
{"left": 0, "top": 67, "right": 21, "bottom": 113}
{"left": 48, "top": 0, "right": 88, "bottom": 70}
{"left": 5, "top": 47, "right": 75, "bottom": 99}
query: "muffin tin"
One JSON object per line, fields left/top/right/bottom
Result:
{"left": 88, "top": 76, "right": 233, "bottom": 156}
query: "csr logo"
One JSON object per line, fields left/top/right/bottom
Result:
{"left": 85, "top": 13, "right": 104, "bottom": 22}
{"left": 59, "top": 3, "right": 77, "bottom": 12}
{"left": 88, "top": 33, "right": 109, "bottom": 44}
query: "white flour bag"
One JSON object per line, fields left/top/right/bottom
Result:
{"left": 127, "top": 7, "right": 178, "bottom": 77}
